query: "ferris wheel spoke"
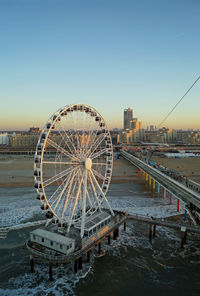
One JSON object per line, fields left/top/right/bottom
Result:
{"left": 88, "top": 171, "right": 101, "bottom": 210}
{"left": 43, "top": 161, "right": 79, "bottom": 165}
{"left": 86, "top": 187, "right": 93, "bottom": 207}
{"left": 58, "top": 121, "right": 78, "bottom": 153}
{"left": 67, "top": 130, "right": 79, "bottom": 153}
{"left": 49, "top": 167, "right": 77, "bottom": 207}
{"left": 65, "top": 171, "right": 79, "bottom": 216}
{"left": 90, "top": 147, "right": 108, "bottom": 160}
{"left": 61, "top": 168, "right": 79, "bottom": 218}
{"left": 53, "top": 168, "right": 77, "bottom": 212}
{"left": 87, "top": 176, "right": 95, "bottom": 204}
{"left": 48, "top": 177, "right": 68, "bottom": 207}
{"left": 84, "top": 128, "right": 98, "bottom": 155}
{"left": 85, "top": 130, "right": 99, "bottom": 155}
{"left": 47, "top": 138, "right": 80, "bottom": 161}
{"left": 91, "top": 168, "right": 106, "bottom": 181}
{"left": 90, "top": 170, "right": 114, "bottom": 216}
{"left": 48, "top": 173, "right": 70, "bottom": 204}
{"left": 81, "top": 169, "right": 87, "bottom": 238}
{"left": 87, "top": 134, "right": 106, "bottom": 157}
{"left": 67, "top": 169, "right": 84, "bottom": 232}
{"left": 43, "top": 166, "right": 77, "bottom": 187}
{"left": 76, "top": 134, "right": 81, "bottom": 151}
{"left": 56, "top": 123, "right": 77, "bottom": 156}
{"left": 81, "top": 123, "right": 87, "bottom": 151}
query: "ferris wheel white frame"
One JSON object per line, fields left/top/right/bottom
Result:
{"left": 34, "top": 103, "right": 114, "bottom": 237}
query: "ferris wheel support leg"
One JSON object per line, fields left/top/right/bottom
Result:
{"left": 67, "top": 170, "right": 84, "bottom": 233}
{"left": 90, "top": 170, "right": 114, "bottom": 216}
{"left": 81, "top": 169, "right": 87, "bottom": 238}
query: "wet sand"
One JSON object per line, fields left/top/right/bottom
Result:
{"left": 0, "top": 156, "right": 34, "bottom": 188}
{"left": 0, "top": 156, "right": 139, "bottom": 188}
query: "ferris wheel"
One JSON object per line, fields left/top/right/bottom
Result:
{"left": 34, "top": 103, "right": 114, "bottom": 237}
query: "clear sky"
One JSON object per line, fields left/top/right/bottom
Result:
{"left": 0, "top": 0, "right": 199, "bottom": 131}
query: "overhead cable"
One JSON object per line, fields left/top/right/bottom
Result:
{"left": 157, "top": 75, "right": 200, "bottom": 128}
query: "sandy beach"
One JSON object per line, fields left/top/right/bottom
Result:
{"left": 1, "top": 154, "right": 200, "bottom": 187}
{"left": 0, "top": 156, "right": 34, "bottom": 188}
{"left": 0, "top": 156, "right": 139, "bottom": 188}
{"left": 151, "top": 156, "right": 200, "bottom": 183}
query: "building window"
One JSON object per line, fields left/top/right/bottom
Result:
{"left": 51, "top": 241, "right": 53, "bottom": 246}
{"left": 41, "top": 238, "right": 44, "bottom": 242}
{"left": 60, "top": 244, "right": 63, "bottom": 249}
{"left": 33, "top": 235, "right": 36, "bottom": 240}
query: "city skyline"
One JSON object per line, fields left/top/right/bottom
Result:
{"left": 0, "top": 0, "right": 200, "bottom": 131}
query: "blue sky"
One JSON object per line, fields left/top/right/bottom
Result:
{"left": 0, "top": 0, "right": 199, "bottom": 130}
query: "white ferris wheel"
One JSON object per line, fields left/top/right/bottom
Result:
{"left": 34, "top": 103, "right": 114, "bottom": 237}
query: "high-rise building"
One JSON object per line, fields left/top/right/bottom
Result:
{"left": 124, "top": 108, "right": 133, "bottom": 130}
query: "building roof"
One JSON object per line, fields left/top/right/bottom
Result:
{"left": 75, "top": 211, "right": 111, "bottom": 232}
{"left": 31, "top": 228, "right": 75, "bottom": 245}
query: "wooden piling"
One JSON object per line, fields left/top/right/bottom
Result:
{"left": 184, "top": 207, "right": 187, "bottom": 220}
{"left": 98, "top": 241, "right": 102, "bottom": 255}
{"left": 74, "top": 259, "right": 78, "bottom": 273}
{"left": 164, "top": 188, "right": 166, "bottom": 198}
{"left": 78, "top": 257, "right": 82, "bottom": 270}
{"left": 124, "top": 222, "right": 126, "bottom": 232}
{"left": 184, "top": 230, "right": 187, "bottom": 244}
{"left": 107, "top": 234, "right": 111, "bottom": 245}
{"left": 149, "top": 224, "right": 152, "bottom": 243}
{"left": 181, "top": 232, "right": 186, "bottom": 248}
{"left": 153, "top": 180, "right": 155, "bottom": 190}
{"left": 153, "top": 224, "right": 156, "bottom": 237}
{"left": 170, "top": 193, "right": 172, "bottom": 205}
{"left": 177, "top": 199, "right": 180, "bottom": 212}
{"left": 30, "top": 255, "right": 35, "bottom": 273}
{"left": 116, "top": 227, "right": 119, "bottom": 238}
{"left": 87, "top": 250, "right": 90, "bottom": 263}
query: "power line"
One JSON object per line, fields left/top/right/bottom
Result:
{"left": 157, "top": 75, "right": 200, "bottom": 128}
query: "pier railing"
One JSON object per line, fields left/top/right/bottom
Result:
{"left": 121, "top": 150, "right": 200, "bottom": 210}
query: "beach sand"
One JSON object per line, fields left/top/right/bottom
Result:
{"left": 0, "top": 156, "right": 139, "bottom": 188}
{"left": 0, "top": 156, "right": 34, "bottom": 187}
{"left": 151, "top": 156, "right": 200, "bottom": 183}
{"left": 1, "top": 154, "right": 199, "bottom": 188}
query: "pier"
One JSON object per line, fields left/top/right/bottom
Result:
{"left": 26, "top": 210, "right": 127, "bottom": 280}
{"left": 121, "top": 150, "right": 200, "bottom": 223}
{"left": 24, "top": 210, "right": 200, "bottom": 280}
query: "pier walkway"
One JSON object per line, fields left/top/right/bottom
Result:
{"left": 121, "top": 150, "right": 200, "bottom": 211}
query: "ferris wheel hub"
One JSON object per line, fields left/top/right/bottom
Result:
{"left": 85, "top": 158, "right": 92, "bottom": 170}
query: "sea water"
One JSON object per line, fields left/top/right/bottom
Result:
{"left": 0, "top": 182, "right": 199, "bottom": 296}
